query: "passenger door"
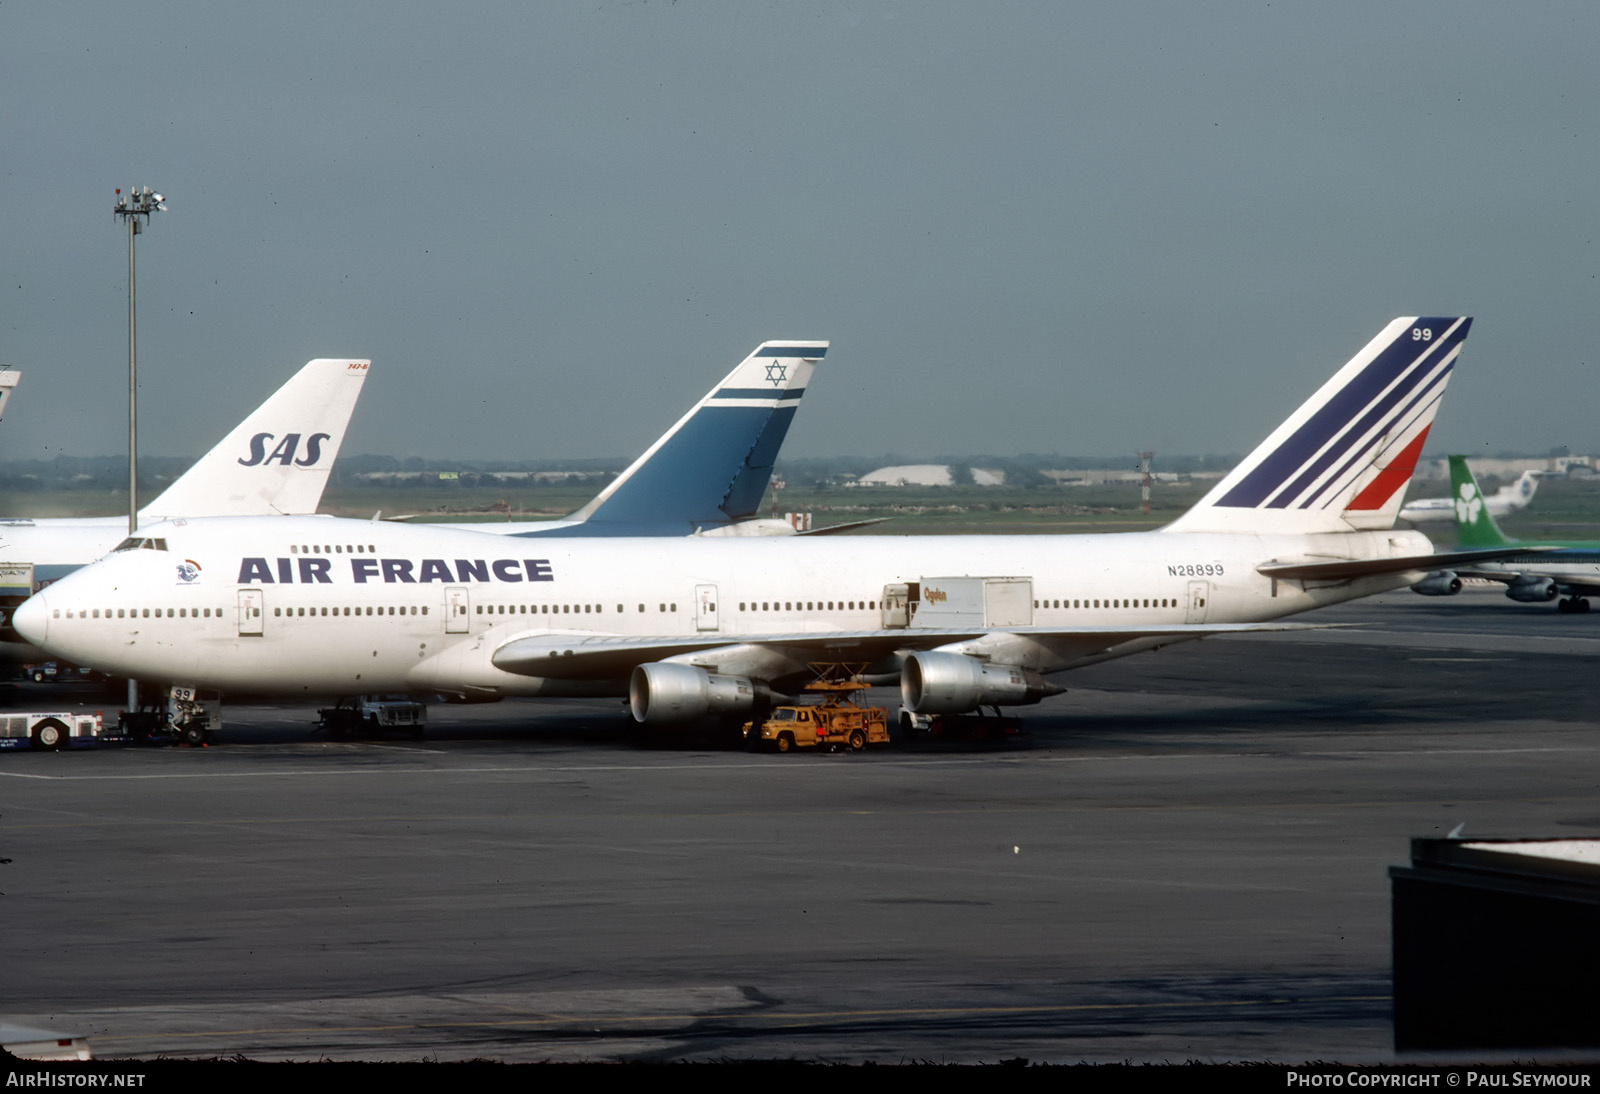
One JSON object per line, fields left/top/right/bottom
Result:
{"left": 695, "top": 583, "right": 719, "bottom": 632}
{"left": 237, "top": 589, "right": 264, "bottom": 637}
{"left": 444, "top": 586, "right": 470, "bottom": 634}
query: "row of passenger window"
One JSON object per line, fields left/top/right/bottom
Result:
{"left": 274, "top": 606, "right": 426, "bottom": 617}
{"left": 739, "top": 600, "right": 877, "bottom": 611}
{"left": 56, "top": 607, "right": 222, "bottom": 619}
{"left": 1034, "top": 597, "right": 1177, "bottom": 609}
{"left": 290, "top": 544, "right": 377, "bottom": 554}
{"left": 475, "top": 603, "right": 680, "bottom": 615}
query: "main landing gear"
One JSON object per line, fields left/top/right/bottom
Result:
{"left": 1557, "top": 596, "right": 1591, "bottom": 614}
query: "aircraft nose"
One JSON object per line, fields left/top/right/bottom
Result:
{"left": 12, "top": 590, "right": 49, "bottom": 645}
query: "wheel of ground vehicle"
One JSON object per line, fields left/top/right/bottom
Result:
{"left": 31, "top": 670, "right": 45, "bottom": 683}
{"left": 848, "top": 728, "right": 866, "bottom": 751}
{"left": 178, "top": 722, "right": 206, "bottom": 746}
{"left": 776, "top": 732, "right": 794, "bottom": 753}
{"left": 31, "top": 718, "right": 67, "bottom": 750}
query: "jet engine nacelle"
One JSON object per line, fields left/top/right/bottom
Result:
{"left": 1411, "top": 570, "right": 1463, "bottom": 596}
{"left": 629, "top": 662, "right": 758, "bottom": 725}
{"left": 1506, "top": 575, "right": 1558, "bottom": 603}
{"left": 901, "top": 651, "right": 1063, "bottom": 715}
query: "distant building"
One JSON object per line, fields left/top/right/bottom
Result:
{"left": 853, "top": 464, "right": 1006, "bottom": 487}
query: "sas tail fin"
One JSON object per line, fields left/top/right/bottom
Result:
{"left": 564, "top": 341, "right": 827, "bottom": 532}
{"left": 1164, "top": 317, "right": 1470, "bottom": 535}
{"left": 1448, "top": 456, "right": 1514, "bottom": 549}
{"left": 0, "top": 369, "right": 18, "bottom": 423}
{"left": 142, "top": 358, "right": 370, "bottom": 518}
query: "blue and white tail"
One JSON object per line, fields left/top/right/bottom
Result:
{"left": 1165, "top": 317, "right": 1470, "bottom": 535}
{"left": 143, "top": 358, "right": 370, "bottom": 519}
{"left": 562, "top": 341, "right": 826, "bottom": 533}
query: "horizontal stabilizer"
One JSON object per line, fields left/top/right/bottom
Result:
{"left": 1258, "top": 546, "right": 1550, "bottom": 582}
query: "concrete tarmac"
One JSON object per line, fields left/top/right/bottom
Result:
{"left": 3, "top": 588, "right": 1598, "bottom": 1063}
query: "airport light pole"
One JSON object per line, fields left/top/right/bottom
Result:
{"left": 113, "top": 186, "right": 165, "bottom": 536}
{"left": 113, "top": 186, "right": 166, "bottom": 715}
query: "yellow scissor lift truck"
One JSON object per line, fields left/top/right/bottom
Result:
{"left": 743, "top": 663, "right": 891, "bottom": 753}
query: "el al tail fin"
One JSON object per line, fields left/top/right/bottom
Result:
{"left": 1164, "top": 317, "right": 1470, "bottom": 535}
{"left": 142, "top": 358, "right": 370, "bottom": 519}
{"left": 1448, "top": 456, "right": 1513, "bottom": 548}
{"left": 564, "top": 341, "right": 827, "bottom": 531}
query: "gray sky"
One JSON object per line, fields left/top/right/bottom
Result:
{"left": 3, "top": 1, "right": 1597, "bottom": 465}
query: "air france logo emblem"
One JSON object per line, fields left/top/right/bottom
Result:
{"left": 238, "top": 432, "right": 333, "bottom": 467}
{"left": 764, "top": 361, "right": 787, "bottom": 388}
{"left": 177, "top": 560, "right": 202, "bottom": 583}
{"left": 1455, "top": 482, "right": 1483, "bottom": 525}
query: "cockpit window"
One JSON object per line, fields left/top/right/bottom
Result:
{"left": 112, "top": 537, "right": 170, "bottom": 553}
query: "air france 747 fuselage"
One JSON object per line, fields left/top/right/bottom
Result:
{"left": 15, "top": 317, "right": 1497, "bottom": 721}
{"left": 12, "top": 519, "right": 1431, "bottom": 698}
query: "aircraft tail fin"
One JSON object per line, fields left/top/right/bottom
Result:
{"left": 565, "top": 341, "right": 827, "bottom": 531}
{"left": 1500, "top": 469, "right": 1543, "bottom": 512}
{"left": 0, "top": 369, "right": 18, "bottom": 423}
{"left": 142, "top": 359, "right": 370, "bottom": 519}
{"left": 1448, "top": 456, "right": 1514, "bottom": 549}
{"left": 1164, "top": 317, "right": 1470, "bottom": 535}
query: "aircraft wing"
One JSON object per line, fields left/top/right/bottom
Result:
{"left": 1257, "top": 547, "right": 1551, "bottom": 582}
{"left": 1443, "top": 567, "right": 1600, "bottom": 597}
{"left": 489, "top": 621, "right": 1332, "bottom": 681}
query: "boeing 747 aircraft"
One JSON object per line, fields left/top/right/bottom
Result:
{"left": 19, "top": 317, "right": 1533, "bottom": 734}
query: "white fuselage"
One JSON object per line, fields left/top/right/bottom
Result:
{"left": 16, "top": 516, "right": 1432, "bottom": 699}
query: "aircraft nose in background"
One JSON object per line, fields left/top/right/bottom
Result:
{"left": 12, "top": 591, "right": 49, "bottom": 645}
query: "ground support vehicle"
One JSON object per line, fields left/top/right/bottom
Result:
{"left": 118, "top": 686, "right": 221, "bottom": 746}
{"left": 0, "top": 710, "right": 112, "bottom": 751}
{"left": 743, "top": 663, "right": 890, "bottom": 753}
{"left": 317, "top": 694, "right": 427, "bottom": 739}
{"left": 20, "top": 661, "right": 104, "bottom": 684}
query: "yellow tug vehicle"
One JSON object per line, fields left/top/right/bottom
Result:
{"left": 743, "top": 663, "right": 891, "bottom": 753}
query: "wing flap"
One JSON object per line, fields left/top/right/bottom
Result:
{"left": 490, "top": 621, "right": 1333, "bottom": 680}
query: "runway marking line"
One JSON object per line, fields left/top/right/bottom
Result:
{"left": 81, "top": 992, "right": 1395, "bottom": 1048}
{"left": 1, "top": 744, "right": 1593, "bottom": 782}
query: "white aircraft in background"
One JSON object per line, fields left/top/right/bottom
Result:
{"left": 19, "top": 317, "right": 1531, "bottom": 733}
{"left": 0, "top": 357, "right": 371, "bottom": 584}
{"left": 0, "top": 369, "right": 18, "bottom": 422}
{"left": 1399, "top": 467, "right": 1542, "bottom": 523}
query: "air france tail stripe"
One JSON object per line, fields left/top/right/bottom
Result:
{"left": 1295, "top": 363, "right": 1452, "bottom": 510}
{"left": 1217, "top": 318, "right": 1466, "bottom": 509}
{"left": 753, "top": 346, "right": 827, "bottom": 358}
{"left": 1252, "top": 329, "right": 1456, "bottom": 509}
{"left": 1266, "top": 343, "right": 1454, "bottom": 509}
{"left": 1344, "top": 425, "right": 1433, "bottom": 511}
{"left": 710, "top": 388, "right": 806, "bottom": 401}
